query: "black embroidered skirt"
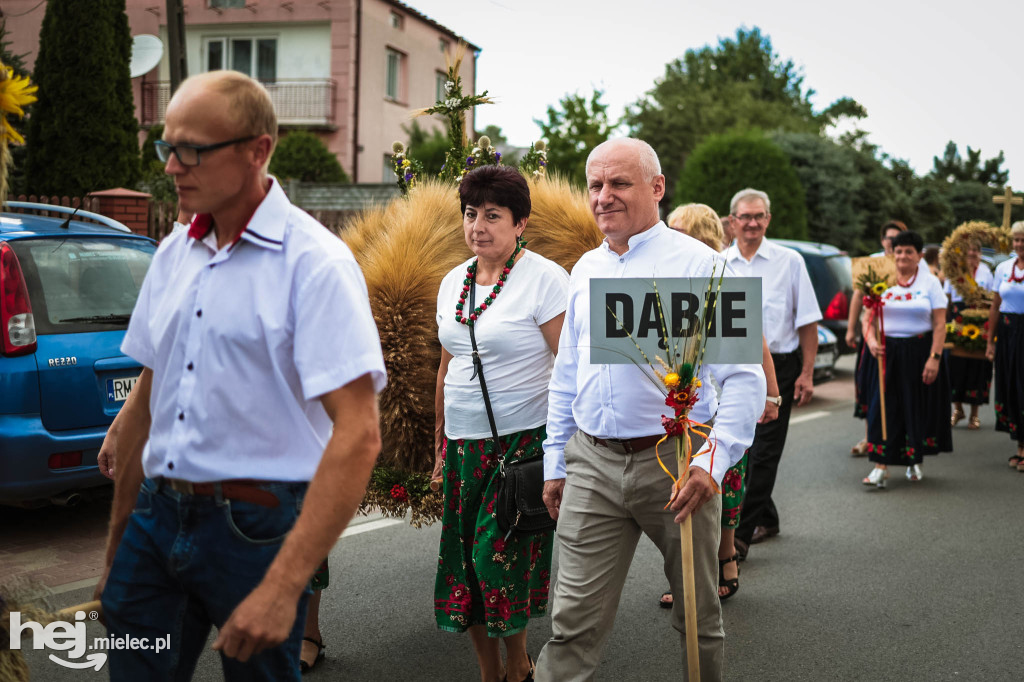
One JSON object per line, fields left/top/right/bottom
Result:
{"left": 994, "top": 312, "right": 1024, "bottom": 445}
{"left": 866, "top": 333, "right": 953, "bottom": 465}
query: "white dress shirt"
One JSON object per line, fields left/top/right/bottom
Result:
{"left": 725, "top": 239, "right": 821, "bottom": 353}
{"left": 543, "top": 222, "right": 766, "bottom": 486}
{"left": 122, "top": 178, "right": 387, "bottom": 483}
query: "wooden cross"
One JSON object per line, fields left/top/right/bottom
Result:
{"left": 993, "top": 186, "right": 1023, "bottom": 229}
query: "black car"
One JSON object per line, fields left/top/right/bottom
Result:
{"left": 773, "top": 239, "right": 855, "bottom": 354}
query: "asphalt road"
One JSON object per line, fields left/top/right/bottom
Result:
{"left": 16, "top": 356, "right": 1024, "bottom": 681}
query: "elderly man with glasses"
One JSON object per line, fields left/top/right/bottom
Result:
{"left": 723, "top": 188, "right": 820, "bottom": 563}
{"left": 94, "top": 70, "right": 386, "bottom": 681}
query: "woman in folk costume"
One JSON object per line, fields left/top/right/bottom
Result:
{"left": 987, "top": 221, "right": 1024, "bottom": 471}
{"left": 862, "top": 231, "right": 952, "bottom": 488}
{"left": 944, "top": 240, "right": 994, "bottom": 430}
{"left": 432, "top": 165, "right": 568, "bottom": 682}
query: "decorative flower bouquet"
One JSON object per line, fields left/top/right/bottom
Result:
{"left": 940, "top": 220, "right": 1012, "bottom": 308}
{"left": 360, "top": 465, "right": 444, "bottom": 528}
{"left": 946, "top": 307, "right": 991, "bottom": 356}
{"left": 390, "top": 43, "right": 547, "bottom": 193}
{"left": 854, "top": 264, "right": 892, "bottom": 439}
{"left": 604, "top": 275, "right": 725, "bottom": 682}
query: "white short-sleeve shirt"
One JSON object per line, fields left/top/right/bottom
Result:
{"left": 122, "top": 178, "right": 387, "bottom": 483}
{"left": 943, "top": 263, "right": 994, "bottom": 304}
{"left": 994, "top": 257, "right": 1024, "bottom": 313}
{"left": 880, "top": 271, "right": 947, "bottom": 337}
{"left": 437, "top": 250, "right": 569, "bottom": 439}
{"left": 725, "top": 239, "right": 821, "bottom": 353}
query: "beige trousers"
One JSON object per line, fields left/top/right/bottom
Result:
{"left": 535, "top": 431, "right": 724, "bottom": 681}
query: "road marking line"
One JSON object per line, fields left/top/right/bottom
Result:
{"left": 341, "top": 518, "right": 403, "bottom": 538}
{"left": 50, "top": 577, "right": 99, "bottom": 595}
{"left": 789, "top": 410, "right": 830, "bottom": 425}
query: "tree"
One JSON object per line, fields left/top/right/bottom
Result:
{"left": 403, "top": 120, "right": 449, "bottom": 176}
{"left": 910, "top": 180, "right": 955, "bottom": 243}
{"left": 535, "top": 89, "right": 613, "bottom": 187}
{"left": 930, "top": 141, "right": 1008, "bottom": 187}
{"left": 269, "top": 130, "right": 348, "bottom": 183}
{"left": 675, "top": 130, "right": 807, "bottom": 240}
{"left": 626, "top": 27, "right": 864, "bottom": 208}
{"left": 25, "top": 0, "right": 139, "bottom": 196}
{"left": 771, "top": 132, "right": 861, "bottom": 249}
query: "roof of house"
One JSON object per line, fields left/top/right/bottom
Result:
{"left": 284, "top": 182, "right": 401, "bottom": 211}
{"left": 385, "top": 0, "right": 481, "bottom": 52}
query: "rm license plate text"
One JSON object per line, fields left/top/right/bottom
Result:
{"left": 107, "top": 376, "right": 139, "bottom": 403}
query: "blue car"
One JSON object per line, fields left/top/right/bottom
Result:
{"left": 0, "top": 202, "right": 156, "bottom": 506}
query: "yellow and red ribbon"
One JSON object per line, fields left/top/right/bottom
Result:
{"left": 655, "top": 416, "right": 719, "bottom": 508}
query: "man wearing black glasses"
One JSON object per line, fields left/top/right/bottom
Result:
{"left": 95, "top": 70, "right": 386, "bottom": 680}
{"left": 723, "top": 188, "right": 820, "bottom": 566}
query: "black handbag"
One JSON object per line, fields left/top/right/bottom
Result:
{"left": 467, "top": 283, "right": 556, "bottom": 540}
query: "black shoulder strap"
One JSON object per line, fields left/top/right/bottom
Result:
{"left": 468, "top": 282, "right": 506, "bottom": 458}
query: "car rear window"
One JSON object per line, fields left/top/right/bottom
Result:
{"left": 825, "top": 254, "right": 851, "bottom": 291}
{"left": 9, "top": 236, "right": 155, "bottom": 334}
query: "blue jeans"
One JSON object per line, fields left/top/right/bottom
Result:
{"left": 101, "top": 477, "right": 311, "bottom": 681}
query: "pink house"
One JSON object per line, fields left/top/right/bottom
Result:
{"left": 2, "top": 0, "right": 478, "bottom": 183}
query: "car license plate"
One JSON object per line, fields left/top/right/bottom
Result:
{"left": 815, "top": 351, "right": 832, "bottom": 367}
{"left": 107, "top": 376, "right": 139, "bottom": 403}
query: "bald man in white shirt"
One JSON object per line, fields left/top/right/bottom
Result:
{"left": 725, "top": 188, "right": 820, "bottom": 560}
{"left": 535, "top": 139, "right": 766, "bottom": 681}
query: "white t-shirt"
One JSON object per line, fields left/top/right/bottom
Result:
{"left": 943, "top": 263, "right": 994, "bottom": 304}
{"left": 437, "top": 250, "right": 569, "bottom": 439}
{"left": 880, "top": 271, "right": 947, "bottom": 337}
{"left": 994, "top": 257, "right": 1024, "bottom": 313}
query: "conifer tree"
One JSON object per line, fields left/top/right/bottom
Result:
{"left": 25, "top": 0, "right": 139, "bottom": 196}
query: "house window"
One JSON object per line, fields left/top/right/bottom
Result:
{"left": 205, "top": 37, "right": 277, "bottom": 82}
{"left": 439, "top": 39, "right": 450, "bottom": 54}
{"left": 209, "top": 0, "right": 245, "bottom": 7}
{"left": 435, "top": 71, "right": 447, "bottom": 104}
{"left": 390, "top": 11, "right": 403, "bottom": 29}
{"left": 384, "top": 155, "right": 396, "bottom": 183}
{"left": 385, "top": 48, "right": 404, "bottom": 101}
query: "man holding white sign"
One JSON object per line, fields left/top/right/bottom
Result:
{"left": 535, "top": 138, "right": 766, "bottom": 681}
{"left": 725, "top": 188, "right": 820, "bottom": 561}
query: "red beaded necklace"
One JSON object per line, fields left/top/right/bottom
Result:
{"left": 897, "top": 270, "right": 917, "bottom": 288}
{"left": 1010, "top": 258, "right": 1024, "bottom": 283}
{"left": 454, "top": 239, "right": 525, "bottom": 326}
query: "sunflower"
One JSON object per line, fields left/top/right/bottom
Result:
{"left": 0, "top": 65, "right": 38, "bottom": 145}
{"left": 871, "top": 281, "right": 887, "bottom": 296}
{"left": 962, "top": 324, "right": 981, "bottom": 340}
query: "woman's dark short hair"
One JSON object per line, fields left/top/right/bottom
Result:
{"left": 880, "top": 220, "right": 907, "bottom": 241}
{"left": 891, "top": 230, "right": 923, "bottom": 253}
{"left": 458, "top": 165, "right": 531, "bottom": 224}
{"left": 922, "top": 245, "right": 940, "bottom": 266}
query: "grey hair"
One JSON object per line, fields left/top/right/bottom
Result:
{"left": 729, "top": 188, "right": 771, "bottom": 215}
{"left": 1012, "top": 221, "right": 1024, "bottom": 237}
{"left": 585, "top": 138, "right": 662, "bottom": 182}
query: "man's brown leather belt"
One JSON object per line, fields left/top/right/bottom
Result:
{"left": 163, "top": 478, "right": 281, "bottom": 508}
{"left": 583, "top": 432, "right": 663, "bottom": 455}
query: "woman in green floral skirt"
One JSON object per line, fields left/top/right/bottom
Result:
{"left": 431, "top": 165, "right": 568, "bottom": 682}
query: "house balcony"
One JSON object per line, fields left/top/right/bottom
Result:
{"left": 142, "top": 79, "right": 337, "bottom": 128}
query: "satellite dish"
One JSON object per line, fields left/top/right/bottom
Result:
{"left": 130, "top": 34, "right": 164, "bottom": 78}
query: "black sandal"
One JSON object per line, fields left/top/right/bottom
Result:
{"left": 299, "top": 636, "right": 325, "bottom": 674}
{"left": 718, "top": 553, "right": 740, "bottom": 601}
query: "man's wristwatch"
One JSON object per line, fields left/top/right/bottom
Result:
{"left": 929, "top": 352, "right": 941, "bottom": 360}
{"left": 766, "top": 395, "right": 783, "bottom": 406}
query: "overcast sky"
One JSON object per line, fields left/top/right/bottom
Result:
{"left": 411, "top": 0, "right": 1023, "bottom": 187}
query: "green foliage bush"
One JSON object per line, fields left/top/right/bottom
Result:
{"left": 269, "top": 131, "right": 348, "bottom": 183}
{"left": 675, "top": 130, "right": 807, "bottom": 240}
{"left": 25, "top": 0, "right": 140, "bottom": 196}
